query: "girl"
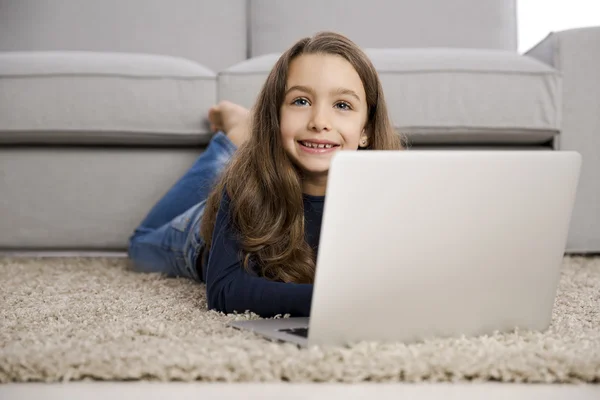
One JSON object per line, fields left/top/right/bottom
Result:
{"left": 128, "top": 31, "right": 403, "bottom": 318}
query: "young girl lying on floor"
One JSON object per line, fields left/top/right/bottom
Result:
{"left": 128, "top": 31, "right": 403, "bottom": 317}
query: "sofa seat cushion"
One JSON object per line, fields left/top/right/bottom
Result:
{"left": 0, "top": 51, "right": 217, "bottom": 145}
{"left": 219, "top": 48, "right": 561, "bottom": 145}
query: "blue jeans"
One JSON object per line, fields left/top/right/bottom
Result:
{"left": 127, "top": 132, "right": 236, "bottom": 282}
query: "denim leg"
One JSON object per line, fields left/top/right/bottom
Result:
{"left": 127, "top": 200, "right": 208, "bottom": 281}
{"left": 127, "top": 132, "right": 236, "bottom": 281}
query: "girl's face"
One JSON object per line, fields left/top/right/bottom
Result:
{"left": 280, "top": 53, "right": 368, "bottom": 194}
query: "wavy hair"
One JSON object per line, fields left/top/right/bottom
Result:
{"left": 200, "top": 31, "right": 404, "bottom": 284}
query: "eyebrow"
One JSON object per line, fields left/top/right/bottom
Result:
{"left": 285, "top": 85, "right": 362, "bottom": 102}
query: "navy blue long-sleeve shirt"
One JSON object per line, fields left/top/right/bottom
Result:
{"left": 201, "top": 192, "right": 325, "bottom": 317}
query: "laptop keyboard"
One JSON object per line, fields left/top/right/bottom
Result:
{"left": 278, "top": 327, "right": 309, "bottom": 338}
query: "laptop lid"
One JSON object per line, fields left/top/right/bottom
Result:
{"left": 307, "top": 150, "right": 581, "bottom": 347}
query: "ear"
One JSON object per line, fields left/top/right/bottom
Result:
{"left": 359, "top": 129, "right": 370, "bottom": 148}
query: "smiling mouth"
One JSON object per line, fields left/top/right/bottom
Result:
{"left": 298, "top": 140, "right": 340, "bottom": 149}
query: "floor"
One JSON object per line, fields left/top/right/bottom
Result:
{"left": 1, "top": 382, "right": 599, "bottom": 400}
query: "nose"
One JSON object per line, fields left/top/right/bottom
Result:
{"left": 308, "top": 104, "right": 331, "bottom": 132}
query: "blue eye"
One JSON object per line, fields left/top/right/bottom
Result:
{"left": 335, "top": 101, "right": 352, "bottom": 110}
{"left": 292, "top": 98, "right": 309, "bottom": 106}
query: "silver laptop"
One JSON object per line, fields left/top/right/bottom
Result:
{"left": 228, "top": 150, "right": 582, "bottom": 347}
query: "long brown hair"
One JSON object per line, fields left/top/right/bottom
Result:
{"left": 200, "top": 31, "right": 404, "bottom": 284}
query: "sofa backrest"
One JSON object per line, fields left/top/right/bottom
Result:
{"left": 0, "top": 0, "right": 518, "bottom": 73}
{"left": 249, "top": 0, "right": 518, "bottom": 56}
{"left": 0, "top": 0, "right": 247, "bottom": 72}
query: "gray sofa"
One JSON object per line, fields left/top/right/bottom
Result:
{"left": 0, "top": 0, "right": 598, "bottom": 253}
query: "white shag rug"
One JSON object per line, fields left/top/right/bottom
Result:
{"left": 1, "top": 255, "right": 599, "bottom": 383}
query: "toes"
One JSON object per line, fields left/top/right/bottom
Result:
{"left": 208, "top": 107, "right": 222, "bottom": 124}
{"left": 208, "top": 101, "right": 250, "bottom": 134}
{"left": 208, "top": 106, "right": 218, "bottom": 119}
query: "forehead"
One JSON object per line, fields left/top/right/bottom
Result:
{"left": 286, "top": 53, "right": 365, "bottom": 99}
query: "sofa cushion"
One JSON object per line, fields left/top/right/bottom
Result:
{"left": 249, "top": 0, "right": 518, "bottom": 56}
{"left": 218, "top": 48, "right": 561, "bottom": 145}
{"left": 0, "top": 51, "right": 216, "bottom": 145}
{"left": 0, "top": 0, "right": 248, "bottom": 73}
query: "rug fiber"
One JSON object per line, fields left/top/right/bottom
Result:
{"left": 1, "top": 255, "right": 599, "bottom": 383}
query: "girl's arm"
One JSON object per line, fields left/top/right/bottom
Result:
{"left": 205, "top": 193, "right": 313, "bottom": 317}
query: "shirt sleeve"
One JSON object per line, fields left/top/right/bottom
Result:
{"left": 204, "top": 192, "right": 313, "bottom": 317}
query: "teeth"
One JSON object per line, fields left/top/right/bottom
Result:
{"left": 302, "top": 141, "right": 334, "bottom": 149}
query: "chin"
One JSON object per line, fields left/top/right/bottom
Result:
{"left": 297, "top": 161, "right": 331, "bottom": 176}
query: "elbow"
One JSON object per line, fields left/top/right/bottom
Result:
{"left": 206, "top": 279, "right": 240, "bottom": 315}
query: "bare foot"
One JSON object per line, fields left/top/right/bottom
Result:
{"left": 208, "top": 101, "right": 251, "bottom": 147}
